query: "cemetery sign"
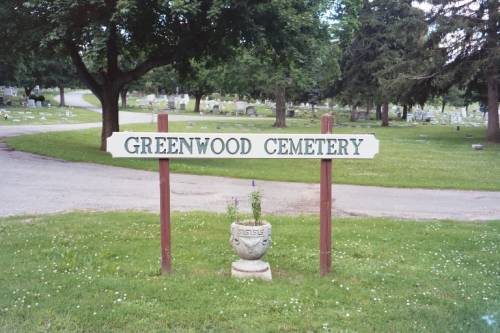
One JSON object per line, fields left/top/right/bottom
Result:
{"left": 107, "top": 113, "right": 379, "bottom": 277}
{"left": 107, "top": 133, "right": 379, "bottom": 159}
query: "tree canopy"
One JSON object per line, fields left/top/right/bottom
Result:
{"left": 11, "top": 0, "right": 300, "bottom": 149}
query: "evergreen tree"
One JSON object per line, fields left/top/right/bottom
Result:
{"left": 337, "top": 0, "right": 429, "bottom": 126}
{"left": 420, "top": 0, "right": 500, "bottom": 142}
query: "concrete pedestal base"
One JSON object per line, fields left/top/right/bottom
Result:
{"left": 231, "top": 259, "right": 272, "bottom": 281}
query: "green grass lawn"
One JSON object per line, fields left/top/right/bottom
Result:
{"left": 82, "top": 93, "right": 101, "bottom": 107}
{"left": 5, "top": 119, "right": 500, "bottom": 191}
{"left": 0, "top": 212, "right": 498, "bottom": 332}
{"left": 0, "top": 106, "right": 101, "bottom": 125}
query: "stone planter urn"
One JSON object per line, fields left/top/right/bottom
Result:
{"left": 230, "top": 221, "right": 272, "bottom": 281}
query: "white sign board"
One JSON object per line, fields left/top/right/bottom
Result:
{"left": 107, "top": 132, "right": 379, "bottom": 159}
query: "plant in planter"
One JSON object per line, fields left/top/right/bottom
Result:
{"left": 229, "top": 190, "right": 272, "bottom": 281}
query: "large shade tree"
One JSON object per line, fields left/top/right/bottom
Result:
{"left": 179, "top": 58, "right": 222, "bottom": 113}
{"left": 262, "top": 0, "right": 331, "bottom": 128}
{"left": 218, "top": 0, "right": 335, "bottom": 128}
{"left": 219, "top": 0, "right": 331, "bottom": 128}
{"left": 13, "top": 53, "right": 79, "bottom": 106}
{"left": 12, "top": 0, "right": 282, "bottom": 150}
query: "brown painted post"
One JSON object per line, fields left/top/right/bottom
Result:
{"left": 320, "top": 114, "right": 333, "bottom": 276}
{"left": 158, "top": 113, "right": 171, "bottom": 274}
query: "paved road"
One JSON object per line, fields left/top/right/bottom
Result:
{"left": 0, "top": 91, "right": 499, "bottom": 221}
{"left": 1, "top": 143, "right": 499, "bottom": 220}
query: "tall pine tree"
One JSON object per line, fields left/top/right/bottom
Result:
{"left": 337, "top": 0, "right": 428, "bottom": 126}
{"left": 421, "top": 0, "right": 500, "bottom": 142}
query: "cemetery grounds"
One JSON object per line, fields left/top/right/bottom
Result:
{"left": 1, "top": 101, "right": 499, "bottom": 332}
{"left": 0, "top": 91, "right": 100, "bottom": 125}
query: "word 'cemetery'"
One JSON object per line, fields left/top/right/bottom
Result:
{"left": 107, "top": 133, "right": 379, "bottom": 159}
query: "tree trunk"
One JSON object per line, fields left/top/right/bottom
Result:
{"left": 100, "top": 88, "right": 120, "bottom": 151}
{"left": 365, "top": 102, "right": 371, "bottom": 116}
{"left": 486, "top": 0, "right": 499, "bottom": 143}
{"left": 375, "top": 104, "right": 382, "bottom": 121}
{"left": 402, "top": 105, "right": 408, "bottom": 120}
{"left": 120, "top": 88, "right": 128, "bottom": 109}
{"left": 486, "top": 73, "right": 499, "bottom": 142}
{"left": 24, "top": 86, "right": 33, "bottom": 97}
{"left": 441, "top": 100, "right": 446, "bottom": 113}
{"left": 194, "top": 93, "right": 203, "bottom": 113}
{"left": 381, "top": 102, "right": 389, "bottom": 127}
{"left": 350, "top": 105, "right": 357, "bottom": 122}
{"left": 274, "top": 86, "right": 286, "bottom": 128}
{"left": 59, "top": 86, "right": 65, "bottom": 107}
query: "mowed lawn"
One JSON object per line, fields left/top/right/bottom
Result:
{"left": 6, "top": 119, "right": 500, "bottom": 191}
{"left": 0, "top": 212, "right": 498, "bottom": 332}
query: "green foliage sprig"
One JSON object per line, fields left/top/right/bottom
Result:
{"left": 226, "top": 197, "right": 239, "bottom": 223}
{"left": 226, "top": 189, "right": 264, "bottom": 226}
{"left": 250, "top": 190, "right": 262, "bottom": 226}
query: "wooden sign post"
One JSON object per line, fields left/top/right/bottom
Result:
{"left": 320, "top": 114, "right": 333, "bottom": 276}
{"left": 158, "top": 113, "right": 171, "bottom": 274}
{"left": 107, "top": 113, "right": 379, "bottom": 276}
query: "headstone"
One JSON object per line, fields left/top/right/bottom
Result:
{"left": 167, "top": 97, "right": 175, "bottom": 110}
{"left": 27, "top": 99, "right": 36, "bottom": 108}
{"left": 36, "top": 101, "right": 42, "bottom": 108}
{"left": 246, "top": 105, "right": 256, "bottom": 116}
{"left": 179, "top": 102, "right": 186, "bottom": 111}
{"left": 235, "top": 101, "right": 246, "bottom": 115}
{"left": 5, "top": 87, "right": 16, "bottom": 96}
{"left": 472, "top": 144, "right": 483, "bottom": 150}
{"left": 423, "top": 111, "right": 433, "bottom": 122}
{"left": 213, "top": 104, "right": 220, "bottom": 113}
{"left": 287, "top": 109, "right": 295, "bottom": 117}
{"left": 460, "top": 107, "right": 467, "bottom": 118}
